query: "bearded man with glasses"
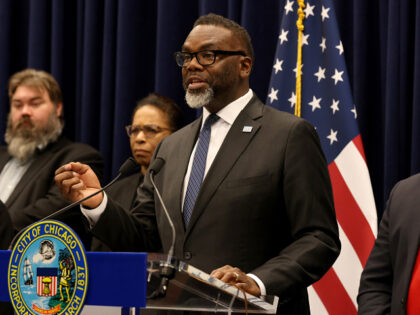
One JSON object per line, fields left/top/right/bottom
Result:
{"left": 56, "top": 13, "right": 340, "bottom": 314}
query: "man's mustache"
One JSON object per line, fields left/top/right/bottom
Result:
{"left": 15, "top": 117, "right": 34, "bottom": 129}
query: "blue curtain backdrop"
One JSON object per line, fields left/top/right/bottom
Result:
{"left": 0, "top": 0, "right": 419, "bottom": 218}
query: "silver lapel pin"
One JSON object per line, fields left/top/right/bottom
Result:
{"left": 242, "top": 126, "right": 253, "bottom": 133}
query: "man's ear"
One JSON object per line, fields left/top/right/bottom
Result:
{"left": 239, "top": 56, "right": 252, "bottom": 79}
{"left": 56, "top": 102, "right": 63, "bottom": 118}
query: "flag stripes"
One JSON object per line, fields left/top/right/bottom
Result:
{"left": 329, "top": 161, "right": 375, "bottom": 265}
{"left": 333, "top": 223, "right": 363, "bottom": 305}
{"left": 335, "top": 137, "right": 377, "bottom": 234}
{"left": 312, "top": 267, "right": 357, "bottom": 314}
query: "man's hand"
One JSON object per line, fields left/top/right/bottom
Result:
{"left": 210, "top": 265, "right": 261, "bottom": 296}
{"left": 55, "top": 162, "right": 103, "bottom": 208}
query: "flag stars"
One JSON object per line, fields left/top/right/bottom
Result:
{"left": 308, "top": 96, "right": 322, "bottom": 112}
{"left": 293, "top": 63, "right": 303, "bottom": 77}
{"left": 351, "top": 104, "right": 358, "bottom": 119}
{"left": 273, "top": 59, "right": 283, "bottom": 74}
{"left": 268, "top": 87, "right": 278, "bottom": 103}
{"left": 321, "top": 6, "right": 330, "bottom": 21}
{"left": 327, "top": 129, "right": 338, "bottom": 145}
{"left": 304, "top": 3, "right": 315, "bottom": 17}
{"left": 331, "top": 68, "right": 344, "bottom": 85}
{"left": 288, "top": 91, "right": 296, "bottom": 108}
{"left": 320, "top": 37, "right": 327, "bottom": 52}
{"left": 336, "top": 41, "right": 344, "bottom": 55}
{"left": 284, "top": 0, "right": 294, "bottom": 15}
{"left": 314, "top": 66, "right": 326, "bottom": 82}
{"left": 330, "top": 99, "right": 340, "bottom": 114}
{"left": 302, "top": 33, "right": 310, "bottom": 46}
{"left": 279, "top": 29, "right": 289, "bottom": 44}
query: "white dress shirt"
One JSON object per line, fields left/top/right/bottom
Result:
{"left": 0, "top": 158, "right": 33, "bottom": 203}
{"left": 181, "top": 89, "right": 253, "bottom": 206}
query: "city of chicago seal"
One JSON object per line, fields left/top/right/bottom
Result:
{"left": 8, "top": 220, "right": 88, "bottom": 315}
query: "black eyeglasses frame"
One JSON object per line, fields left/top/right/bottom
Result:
{"left": 174, "top": 50, "right": 247, "bottom": 67}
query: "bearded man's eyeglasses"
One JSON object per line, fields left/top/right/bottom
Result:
{"left": 174, "top": 50, "right": 246, "bottom": 67}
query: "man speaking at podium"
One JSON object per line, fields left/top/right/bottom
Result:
{"left": 55, "top": 14, "right": 340, "bottom": 314}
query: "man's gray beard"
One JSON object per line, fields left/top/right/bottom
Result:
{"left": 5, "top": 113, "right": 63, "bottom": 163}
{"left": 185, "top": 88, "right": 214, "bottom": 109}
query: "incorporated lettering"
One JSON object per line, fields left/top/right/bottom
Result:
{"left": 9, "top": 264, "right": 29, "bottom": 314}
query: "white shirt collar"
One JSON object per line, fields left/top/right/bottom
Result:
{"left": 202, "top": 89, "right": 253, "bottom": 127}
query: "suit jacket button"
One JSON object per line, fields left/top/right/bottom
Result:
{"left": 184, "top": 252, "right": 192, "bottom": 260}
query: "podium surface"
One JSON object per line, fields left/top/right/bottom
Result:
{"left": 146, "top": 253, "right": 278, "bottom": 314}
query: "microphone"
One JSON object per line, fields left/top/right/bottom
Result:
{"left": 8, "top": 157, "right": 139, "bottom": 250}
{"left": 147, "top": 157, "right": 177, "bottom": 298}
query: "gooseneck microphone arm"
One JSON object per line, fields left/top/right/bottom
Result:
{"left": 8, "top": 157, "right": 139, "bottom": 251}
{"left": 147, "top": 157, "right": 177, "bottom": 298}
{"left": 149, "top": 158, "right": 175, "bottom": 261}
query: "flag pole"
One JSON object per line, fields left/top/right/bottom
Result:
{"left": 295, "top": 0, "right": 306, "bottom": 117}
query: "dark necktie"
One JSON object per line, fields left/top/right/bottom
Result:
{"left": 183, "top": 114, "right": 219, "bottom": 227}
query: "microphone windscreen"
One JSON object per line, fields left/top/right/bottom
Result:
{"left": 118, "top": 157, "right": 139, "bottom": 176}
{"left": 149, "top": 158, "right": 165, "bottom": 175}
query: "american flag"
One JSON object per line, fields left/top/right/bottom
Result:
{"left": 266, "top": 0, "right": 377, "bottom": 313}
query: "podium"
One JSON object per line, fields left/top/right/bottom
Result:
{"left": 1, "top": 251, "right": 278, "bottom": 314}
{"left": 145, "top": 253, "right": 278, "bottom": 314}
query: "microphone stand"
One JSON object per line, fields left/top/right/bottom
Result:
{"left": 147, "top": 166, "right": 177, "bottom": 298}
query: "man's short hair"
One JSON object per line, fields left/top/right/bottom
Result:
{"left": 8, "top": 68, "right": 63, "bottom": 106}
{"left": 193, "top": 13, "right": 254, "bottom": 62}
{"left": 134, "top": 93, "right": 183, "bottom": 131}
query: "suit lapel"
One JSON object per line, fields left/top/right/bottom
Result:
{"left": 185, "top": 97, "right": 263, "bottom": 235}
{"left": 0, "top": 148, "right": 11, "bottom": 171}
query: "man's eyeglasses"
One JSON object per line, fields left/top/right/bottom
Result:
{"left": 174, "top": 50, "right": 246, "bottom": 68}
{"left": 125, "top": 124, "right": 172, "bottom": 139}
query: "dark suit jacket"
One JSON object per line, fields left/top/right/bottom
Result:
{"left": 0, "top": 201, "right": 13, "bottom": 249}
{"left": 107, "top": 167, "right": 143, "bottom": 210}
{"left": 0, "top": 135, "right": 103, "bottom": 248}
{"left": 93, "top": 96, "right": 340, "bottom": 314}
{"left": 90, "top": 168, "right": 143, "bottom": 251}
{"left": 358, "top": 174, "right": 420, "bottom": 315}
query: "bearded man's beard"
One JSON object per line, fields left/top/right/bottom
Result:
{"left": 185, "top": 87, "right": 214, "bottom": 109}
{"left": 5, "top": 112, "right": 63, "bottom": 163}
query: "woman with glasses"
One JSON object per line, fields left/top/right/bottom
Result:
{"left": 91, "top": 93, "right": 182, "bottom": 251}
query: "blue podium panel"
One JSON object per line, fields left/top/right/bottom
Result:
{"left": 0, "top": 251, "right": 147, "bottom": 308}
{"left": 0, "top": 251, "right": 9, "bottom": 302}
{"left": 85, "top": 252, "right": 146, "bottom": 307}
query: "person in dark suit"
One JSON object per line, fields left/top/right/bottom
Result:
{"left": 55, "top": 14, "right": 340, "bottom": 314}
{"left": 0, "top": 68, "right": 103, "bottom": 246}
{"left": 358, "top": 174, "right": 420, "bottom": 315}
{"left": 0, "top": 201, "right": 13, "bottom": 249}
{"left": 90, "top": 93, "right": 182, "bottom": 251}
